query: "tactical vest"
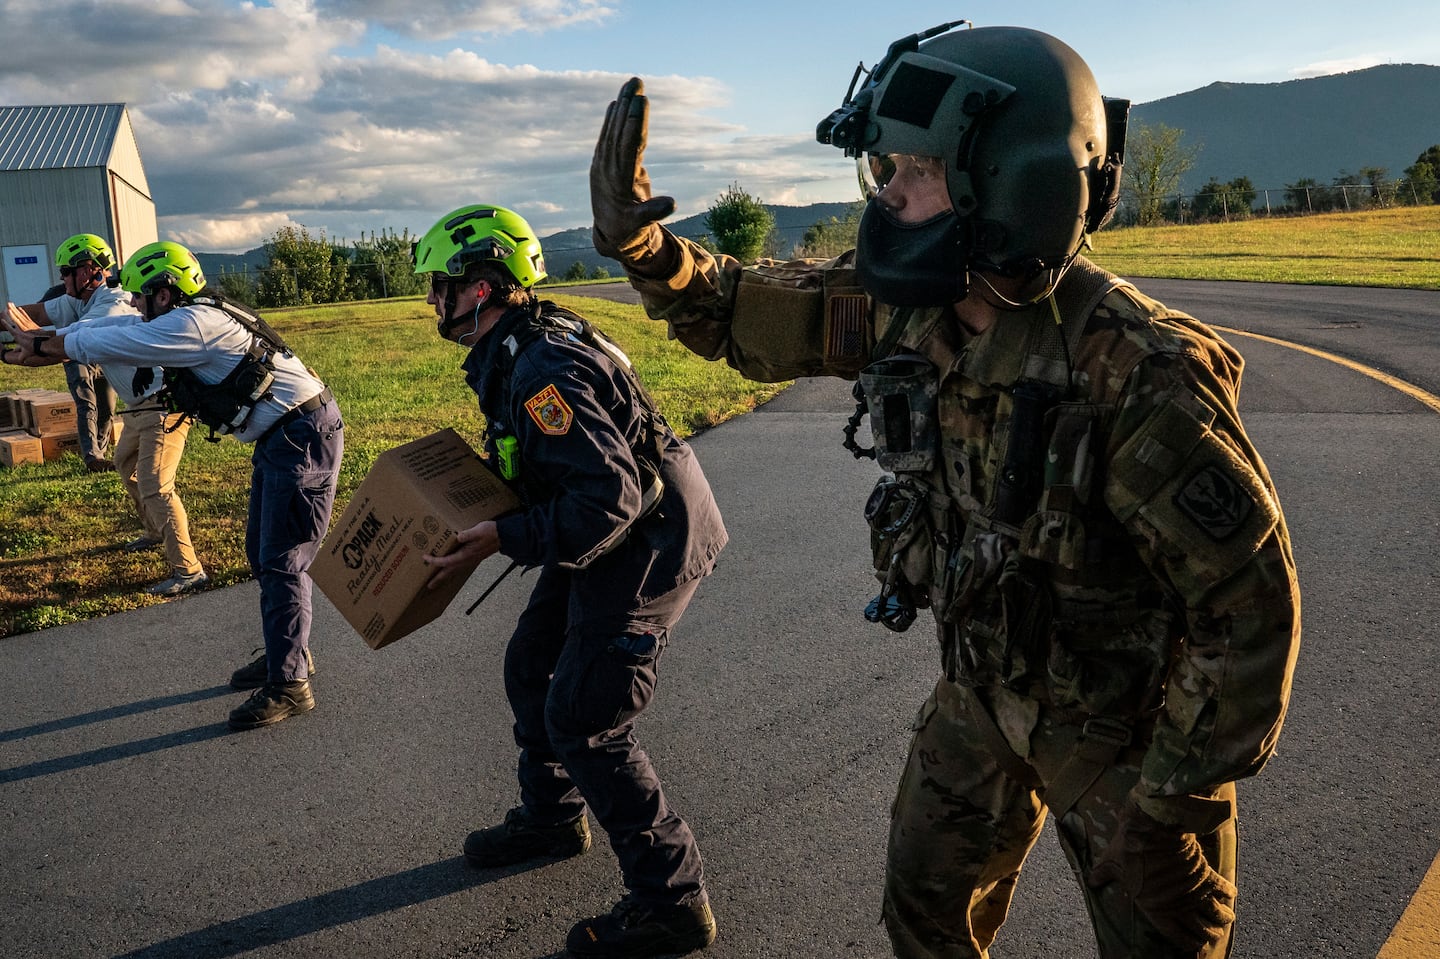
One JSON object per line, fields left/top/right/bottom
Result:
{"left": 155, "top": 296, "right": 293, "bottom": 442}
{"left": 862, "top": 260, "right": 1181, "bottom": 720}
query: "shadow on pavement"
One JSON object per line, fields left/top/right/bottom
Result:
{"left": 111, "top": 857, "right": 534, "bottom": 959}
{"left": 0, "top": 684, "right": 233, "bottom": 744}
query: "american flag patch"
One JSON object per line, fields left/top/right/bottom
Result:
{"left": 826, "top": 294, "right": 867, "bottom": 360}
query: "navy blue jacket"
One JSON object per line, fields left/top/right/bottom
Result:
{"left": 463, "top": 302, "right": 727, "bottom": 616}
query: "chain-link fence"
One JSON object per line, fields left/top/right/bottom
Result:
{"left": 1115, "top": 178, "right": 1434, "bottom": 226}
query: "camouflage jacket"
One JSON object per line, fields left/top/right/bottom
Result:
{"left": 627, "top": 231, "right": 1301, "bottom": 818}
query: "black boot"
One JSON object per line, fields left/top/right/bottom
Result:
{"left": 462, "top": 806, "right": 591, "bottom": 868}
{"left": 227, "top": 680, "right": 314, "bottom": 730}
{"left": 230, "top": 647, "right": 316, "bottom": 690}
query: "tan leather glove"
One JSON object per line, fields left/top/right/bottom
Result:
{"left": 590, "top": 77, "right": 678, "bottom": 277}
{"left": 1086, "top": 802, "right": 1237, "bottom": 953}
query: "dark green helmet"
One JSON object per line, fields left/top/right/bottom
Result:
{"left": 818, "top": 23, "right": 1127, "bottom": 277}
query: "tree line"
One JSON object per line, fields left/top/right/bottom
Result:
{"left": 1120, "top": 123, "right": 1440, "bottom": 225}
{"left": 218, "top": 126, "right": 1437, "bottom": 308}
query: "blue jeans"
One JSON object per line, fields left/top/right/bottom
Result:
{"left": 246, "top": 401, "right": 343, "bottom": 683}
{"left": 505, "top": 566, "right": 706, "bottom": 906}
{"left": 64, "top": 361, "right": 116, "bottom": 461}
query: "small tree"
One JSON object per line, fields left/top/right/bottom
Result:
{"left": 216, "top": 269, "right": 258, "bottom": 308}
{"left": 1121, "top": 123, "right": 1200, "bottom": 226}
{"left": 1331, "top": 170, "right": 1365, "bottom": 211}
{"left": 1403, "top": 146, "right": 1440, "bottom": 204}
{"left": 258, "top": 226, "right": 349, "bottom": 307}
{"left": 561, "top": 261, "right": 589, "bottom": 282}
{"left": 1192, "top": 176, "right": 1256, "bottom": 220}
{"left": 1359, "top": 166, "right": 1398, "bottom": 208}
{"left": 1284, "top": 177, "right": 1331, "bottom": 214}
{"left": 350, "top": 228, "right": 424, "bottom": 300}
{"left": 704, "top": 183, "right": 775, "bottom": 263}
{"left": 1400, "top": 150, "right": 1439, "bottom": 206}
{"left": 799, "top": 202, "right": 864, "bottom": 258}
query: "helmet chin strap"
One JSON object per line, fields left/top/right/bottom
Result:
{"left": 437, "top": 281, "right": 490, "bottom": 341}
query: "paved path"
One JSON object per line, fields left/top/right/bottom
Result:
{"left": 4, "top": 278, "right": 1440, "bottom": 958}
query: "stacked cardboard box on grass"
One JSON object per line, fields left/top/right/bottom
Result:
{"left": 0, "top": 389, "right": 80, "bottom": 467}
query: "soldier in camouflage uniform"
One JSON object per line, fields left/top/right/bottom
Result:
{"left": 590, "top": 21, "right": 1301, "bottom": 959}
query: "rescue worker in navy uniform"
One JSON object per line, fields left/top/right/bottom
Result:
{"left": 417, "top": 205, "right": 727, "bottom": 959}
{"left": 591, "top": 23, "right": 1301, "bottom": 959}
{"left": 9, "top": 241, "right": 342, "bottom": 732}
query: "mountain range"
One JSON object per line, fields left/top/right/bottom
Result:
{"left": 1129, "top": 63, "right": 1440, "bottom": 193}
{"left": 197, "top": 63, "right": 1438, "bottom": 278}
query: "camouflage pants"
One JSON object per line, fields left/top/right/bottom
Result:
{"left": 883, "top": 678, "right": 1237, "bottom": 959}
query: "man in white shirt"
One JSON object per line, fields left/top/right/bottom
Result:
{"left": 13, "top": 234, "right": 121, "bottom": 471}
{"left": 7, "top": 240, "right": 342, "bottom": 732}
{"left": 5, "top": 234, "right": 207, "bottom": 596}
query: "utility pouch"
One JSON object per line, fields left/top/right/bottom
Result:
{"left": 857, "top": 352, "right": 939, "bottom": 473}
{"left": 996, "top": 554, "right": 1053, "bottom": 688}
{"left": 863, "top": 475, "right": 936, "bottom": 630}
{"left": 937, "top": 529, "right": 1016, "bottom": 682}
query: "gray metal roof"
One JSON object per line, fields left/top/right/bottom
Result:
{"left": 0, "top": 103, "right": 125, "bottom": 172}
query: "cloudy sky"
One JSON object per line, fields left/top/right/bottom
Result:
{"left": 3, "top": 0, "right": 1434, "bottom": 253}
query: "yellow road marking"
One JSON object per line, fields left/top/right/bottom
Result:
{"left": 1217, "top": 325, "right": 1440, "bottom": 957}
{"left": 1377, "top": 851, "right": 1440, "bottom": 958}
{"left": 1214, "top": 326, "right": 1440, "bottom": 414}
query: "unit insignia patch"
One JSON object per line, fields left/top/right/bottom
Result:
{"left": 525, "top": 384, "right": 573, "bottom": 435}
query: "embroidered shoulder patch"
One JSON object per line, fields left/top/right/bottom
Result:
{"left": 1173, "top": 464, "right": 1254, "bottom": 540}
{"left": 524, "top": 384, "right": 573, "bottom": 436}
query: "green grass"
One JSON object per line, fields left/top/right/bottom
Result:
{"left": 2, "top": 205, "right": 1437, "bottom": 636}
{"left": 1088, "top": 206, "right": 1440, "bottom": 289}
{"left": 0, "top": 293, "right": 783, "bottom": 637}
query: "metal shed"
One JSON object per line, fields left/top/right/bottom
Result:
{"left": 0, "top": 103, "right": 157, "bottom": 305}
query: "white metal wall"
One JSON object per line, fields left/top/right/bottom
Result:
{"left": 0, "top": 167, "right": 155, "bottom": 304}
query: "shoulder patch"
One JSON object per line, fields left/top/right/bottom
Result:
{"left": 524, "top": 384, "right": 573, "bottom": 436}
{"left": 1174, "top": 464, "right": 1254, "bottom": 540}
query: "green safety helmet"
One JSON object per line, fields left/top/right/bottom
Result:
{"left": 413, "top": 205, "right": 547, "bottom": 288}
{"left": 816, "top": 23, "right": 1128, "bottom": 289}
{"left": 55, "top": 233, "right": 115, "bottom": 270}
{"left": 120, "top": 241, "right": 208, "bottom": 298}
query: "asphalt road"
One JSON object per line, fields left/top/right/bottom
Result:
{"left": 3, "top": 276, "right": 1440, "bottom": 958}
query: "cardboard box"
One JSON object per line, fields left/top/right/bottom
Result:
{"left": 309, "top": 428, "right": 520, "bottom": 649}
{"left": 0, "top": 392, "right": 16, "bottom": 430}
{"left": 25, "top": 391, "right": 77, "bottom": 436}
{"left": 40, "top": 431, "right": 82, "bottom": 462}
{"left": 5, "top": 388, "right": 48, "bottom": 429}
{"left": 0, "top": 429, "right": 44, "bottom": 467}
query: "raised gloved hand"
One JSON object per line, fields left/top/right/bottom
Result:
{"left": 590, "top": 77, "right": 677, "bottom": 277}
{"left": 1087, "top": 801, "right": 1237, "bottom": 953}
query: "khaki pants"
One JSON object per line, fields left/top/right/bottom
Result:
{"left": 883, "top": 678, "right": 1237, "bottom": 959}
{"left": 115, "top": 406, "right": 201, "bottom": 577}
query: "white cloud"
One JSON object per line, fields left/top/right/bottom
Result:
{"left": 0, "top": 1, "right": 854, "bottom": 253}
{"left": 165, "top": 212, "right": 306, "bottom": 252}
{"left": 1290, "top": 55, "right": 1388, "bottom": 79}
{"left": 315, "top": 0, "right": 615, "bottom": 40}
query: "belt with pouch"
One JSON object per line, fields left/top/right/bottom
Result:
{"left": 259, "top": 387, "right": 333, "bottom": 443}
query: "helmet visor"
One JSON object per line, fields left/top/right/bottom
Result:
{"left": 857, "top": 153, "right": 896, "bottom": 201}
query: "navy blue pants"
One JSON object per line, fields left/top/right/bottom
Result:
{"left": 504, "top": 565, "right": 706, "bottom": 907}
{"left": 246, "top": 401, "right": 343, "bottom": 683}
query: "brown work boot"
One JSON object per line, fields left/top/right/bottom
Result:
{"left": 566, "top": 896, "right": 716, "bottom": 958}
{"left": 462, "top": 806, "right": 591, "bottom": 868}
{"left": 227, "top": 680, "right": 314, "bottom": 731}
